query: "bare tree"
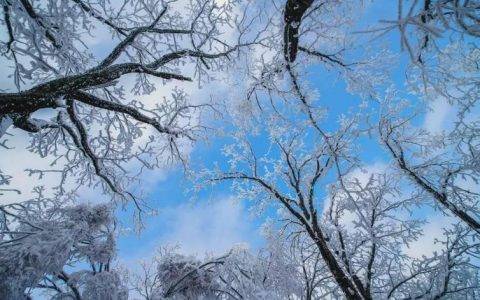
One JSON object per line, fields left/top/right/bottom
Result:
{"left": 208, "top": 111, "right": 480, "bottom": 298}
{"left": 130, "top": 237, "right": 317, "bottom": 300}
{"left": 367, "top": 0, "right": 480, "bottom": 63}
{"left": 0, "top": 191, "right": 127, "bottom": 299}
{"left": 0, "top": 0, "right": 265, "bottom": 205}
{"left": 1, "top": 1, "right": 478, "bottom": 299}
{"left": 378, "top": 97, "right": 480, "bottom": 233}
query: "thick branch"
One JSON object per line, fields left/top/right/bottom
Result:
{"left": 384, "top": 138, "right": 480, "bottom": 234}
{"left": 72, "top": 91, "right": 182, "bottom": 137}
{"left": 0, "top": 62, "right": 191, "bottom": 117}
{"left": 283, "top": 0, "right": 314, "bottom": 62}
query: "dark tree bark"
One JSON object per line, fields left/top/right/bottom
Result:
{"left": 283, "top": 0, "right": 314, "bottom": 63}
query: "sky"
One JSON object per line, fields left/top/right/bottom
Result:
{"left": 0, "top": 0, "right": 460, "bottom": 272}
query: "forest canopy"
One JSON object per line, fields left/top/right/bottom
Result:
{"left": 0, "top": 0, "right": 479, "bottom": 299}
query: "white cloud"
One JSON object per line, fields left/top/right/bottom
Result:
{"left": 423, "top": 97, "right": 454, "bottom": 134}
{"left": 119, "top": 196, "right": 260, "bottom": 268}
{"left": 404, "top": 214, "right": 455, "bottom": 259}
{"left": 157, "top": 196, "right": 258, "bottom": 256}
{"left": 348, "top": 161, "right": 388, "bottom": 184}
{"left": 0, "top": 129, "right": 57, "bottom": 204}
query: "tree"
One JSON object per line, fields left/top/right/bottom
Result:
{"left": 1, "top": 0, "right": 479, "bottom": 299}
{"left": 209, "top": 113, "right": 480, "bottom": 298}
{"left": 0, "top": 0, "right": 264, "bottom": 205}
{"left": 379, "top": 98, "right": 480, "bottom": 233}
{"left": 202, "top": 1, "right": 480, "bottom": 298}
{"left": 130, "top": 235, "right": 316, "bottom": 300}
{"left": 374, "top": 0, "right": 480, "bottom": 63}
{"left": 0, "top": 190, "right": 127, "bottom": 299}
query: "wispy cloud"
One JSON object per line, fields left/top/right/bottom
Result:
{"left": 404, "top": 214, "right": 455, "bottom": 258}
{"left": 423, "top": 97, "right": 454, "bottom": 134}
{"left": 159, "top": 196, "right": 258, "bottom": 255}
{"left": 119, "top": 196, "right": 261, "bottom": 266}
